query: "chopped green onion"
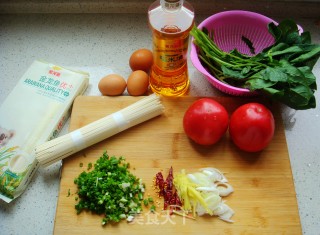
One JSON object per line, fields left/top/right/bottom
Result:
{"left": 74, "top": 152, "right": 145, "bottom": 225}
{"left": 150, "top": 205, "right": 156, "bottom": 213}
{"left": 87, "top": 162, "right": 92, "bottom": 170}
{"left": 143, "top": 199, "right": 149, "bottom": 206}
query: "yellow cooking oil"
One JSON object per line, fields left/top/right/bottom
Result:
{"left": 148, "top": 0, "right": 194, "bottom": 96}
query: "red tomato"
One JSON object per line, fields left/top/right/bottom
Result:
{"left": 229, "top": 103, "right": 275, "bottom": 152}
{"left": 183, "top": 98, "right": 229, "bottom": 145}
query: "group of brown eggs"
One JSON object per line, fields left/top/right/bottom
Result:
{"left": 98, "top": 49, "right": 154, "bottom": 96}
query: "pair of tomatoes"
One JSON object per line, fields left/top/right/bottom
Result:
{"left": 183, "top": 98, "right": 275, "bottom": 152}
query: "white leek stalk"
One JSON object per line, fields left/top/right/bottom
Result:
{"left": 174, "top": 167, "right": 235, "bottom": 222}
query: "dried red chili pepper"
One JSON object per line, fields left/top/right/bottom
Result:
{"left": 155, "top": 171, "right": 165, "bottom": 197}
{"left": 154, "top": 166, "right": 182, "bottom": 210}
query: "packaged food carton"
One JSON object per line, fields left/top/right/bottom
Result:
{"left": 0, "top": 60, "right": 89, "bottom": 202}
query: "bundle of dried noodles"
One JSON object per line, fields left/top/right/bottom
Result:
{"left": 35, "top": 94, "right": 164, "bottom": 167}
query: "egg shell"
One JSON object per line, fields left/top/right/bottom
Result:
{"left": 127, "top": 70, "right": 149, "bottom": 96}
{"left": 98, "top": 74, "right": 127, "bottom": 96}
{"left": 129, "top": 48, "right": 153, "bottom": 73}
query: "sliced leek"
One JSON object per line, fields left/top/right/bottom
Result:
{"left": 174, "top": 168, "right": 234, "bottom": 222}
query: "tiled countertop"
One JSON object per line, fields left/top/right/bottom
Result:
{"left": 0, "top": 8, "right": 320, "bottom": 235}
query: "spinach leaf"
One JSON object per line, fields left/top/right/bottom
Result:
{"left": 263, "top": 85, "right": 316, "bottom": 110}
{"left": 241, "top": 36, "right": 255, "bottom": 54}
{"left": 221, "top": 65, "right": 248, "bottom": 79}
{"left": 246, "top": 78, "right": 276, "bottom": 90}
{"left": 269, "top": 19, "right": 300, "bottom": 45}
{"left": 291, "top": 46, "right": 320, "bottom": 67}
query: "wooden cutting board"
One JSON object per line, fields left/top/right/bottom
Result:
{"left": 54, "top": 96, "right": 301, "bottom": 235}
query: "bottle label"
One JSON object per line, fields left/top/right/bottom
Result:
{"left": 153, "top": 35, "right": 189, "bottom": 71}
{"left": 161, "top": 0, "right": 182, "bottom": 11}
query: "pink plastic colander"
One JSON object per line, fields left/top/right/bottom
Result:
{"left": 190, "top": 10, "right": 291, "bottom": 96}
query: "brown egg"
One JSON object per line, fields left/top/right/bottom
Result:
{"left": 129, "top": 48, "right": 153, "bottom": 73}
{"left": 127, "top": 70, "right": 149, "bottom": 96}
{"left": 98, "top": 74, "right": 127, "bottom": 96}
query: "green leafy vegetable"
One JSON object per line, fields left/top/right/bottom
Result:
{"left": 191, "top": 19, "right": 320, "bottom": 110}
{"left": 242, "top": 35, "right": 256, "bottom": 54}
{"left": 74, "top": 152, "right": 145, "bottom": 225}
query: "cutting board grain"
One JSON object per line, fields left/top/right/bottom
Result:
{"left": 54, "top": 96, "right": 301, "bottom": 235}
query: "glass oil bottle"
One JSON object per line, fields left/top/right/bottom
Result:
{"left": 148, "top": 0, "right": 195, "bottom": 96}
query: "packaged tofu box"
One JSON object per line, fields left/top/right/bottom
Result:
{"left": 0, "top": 60, "right": 89, "bottom": 202}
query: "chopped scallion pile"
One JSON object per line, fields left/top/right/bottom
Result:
{"left": 74, "top": 151, "right": 145, "bottom": 225}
